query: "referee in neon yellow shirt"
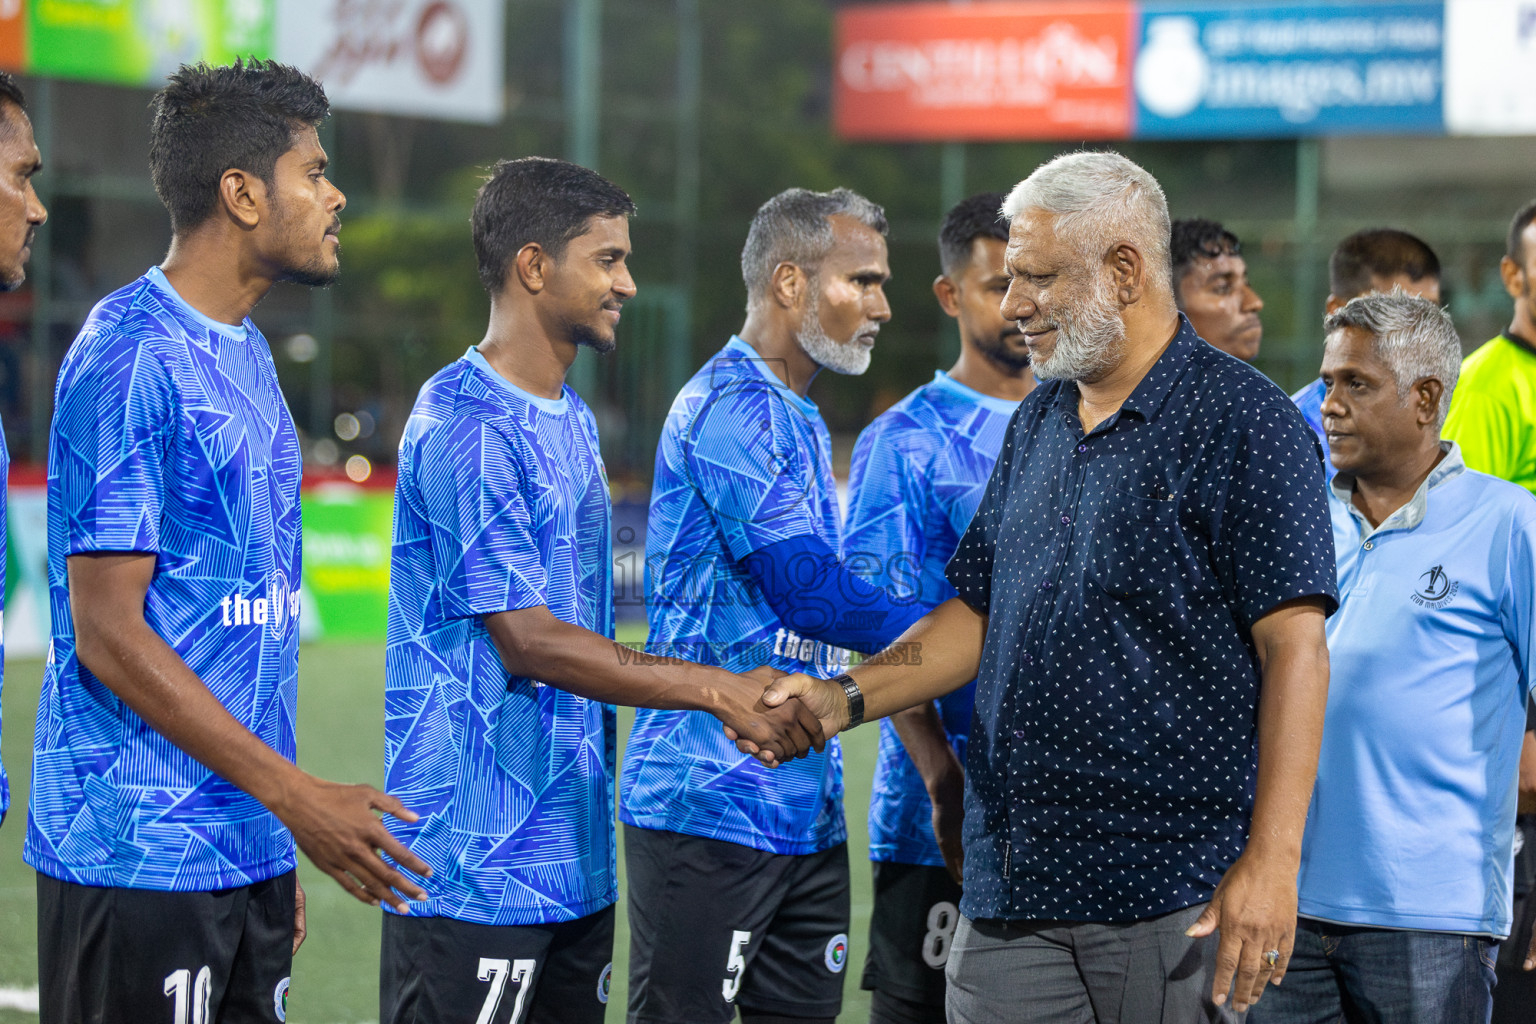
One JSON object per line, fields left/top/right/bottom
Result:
{"left": 1445, "top": 201, "right": 1536, "bottom": 491}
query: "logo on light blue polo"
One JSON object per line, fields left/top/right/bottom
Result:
{"left": 1411, "top": 564, "right": 1458, "bottom": 609}
{"left": 1134, "top": 2, "right": 1444, "bottom": 137}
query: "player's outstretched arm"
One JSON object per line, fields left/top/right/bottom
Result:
{"left": 750, "top": 596, "right": 987, "bottom": 747}
{"left": 481, "top": 604, "right": 824, "bottom": 765}
{"left": 68, "top": 552, "right": 433, "bottom": 913}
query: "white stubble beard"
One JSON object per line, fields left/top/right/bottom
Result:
{"left": 1029, "top": 275, "right": 1127, "bottom": 383}
{"left": 795, "top": 289, "right": 874, "bottom": 376}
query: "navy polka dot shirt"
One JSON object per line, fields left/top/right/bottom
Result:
{"left": 946, "top": 315, "right": 1337, "bottom": 923}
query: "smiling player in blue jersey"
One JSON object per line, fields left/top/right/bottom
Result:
{"left": 381, "top": 158, "right": 823, "bottom": 1024}
{"left": 0, "top": 70, "right": 47, "bottom": 832}
{"left": 622, "top": 188, "right": 932, "bottom": 1024}
{"left": 27, "top": 61, "right": 432, "bottom": 1024}
{"left": 845, "top": 192, "right": 1032, "bottom": 1024}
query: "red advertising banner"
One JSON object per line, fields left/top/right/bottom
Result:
{"left": 834, "top": 2, "right": 1135, "bottom": 141}
{"left": 0, "top": 0, "right": 24, "bottom": 72}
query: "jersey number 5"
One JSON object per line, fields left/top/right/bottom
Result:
{"left": 476, "top": 957, "right": 536, "bottom": 1024}
{"left": 721, "top": 930, "right": 752, "bottom": 1003}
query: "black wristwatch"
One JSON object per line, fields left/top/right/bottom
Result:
{"left": 831, "top": 673, "right": 864, "bottom": 729}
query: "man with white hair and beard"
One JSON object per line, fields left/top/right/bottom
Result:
{"left": 750, "top": 153, "right": 1338, "bottom": 1021}
{"left": 622, "top": 187, "right": 928, "bottom": 1024}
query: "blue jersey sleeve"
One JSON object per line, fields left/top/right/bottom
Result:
{"left": 685, "top": 382, "right": 823, "bottom": 561}
{"left": 52, "top": 333, "right": 175, "bottom": 555}
{"left": 411, "top": 418, "right": 548, "bottom": 620}
{"left": 845, "top": 418, "right": 929, "bottom": 604}
{"left": 945, "top": 409, "right": 1022, "bottom": 613}
{"left": 742, "top": 534, "right": 926, "bottom": 654}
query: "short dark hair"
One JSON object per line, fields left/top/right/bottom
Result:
{"left": 149, "top": 58, "right": 330, "bottom": 233}
{"left": 1328, "top": 228, "right": 1440, "bottom": 301}
{"left": 1170, "top": 218, "right": 1241, "bottom": 293}
{"left": 472, "top": 157, "right": 636, "bottom": 295}
{"left": 0, "top": 71, "right": 25, "bottom": 117}
{"left": 938, "top": 191, "right": 1009, "bottom": 275}
{"left": 1506, "top": 200, "right": 1536, "bottom": 265}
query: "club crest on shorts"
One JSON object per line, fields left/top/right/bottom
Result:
{"left": 824, "top": 934, "right": 848, "bottom": 973}
{"left": 597, "top": 962, "right": 612, "bottom": 1004}
{"left": 273, "top": 976, "right": 290, "bottom": 1022}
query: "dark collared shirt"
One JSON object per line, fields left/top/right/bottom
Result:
{"left": 946, "top": 316, "right": 1337, "bottom": 923}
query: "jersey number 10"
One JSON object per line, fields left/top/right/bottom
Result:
{"left": 163, "top": 966, "right": 212, "bottom": 1024}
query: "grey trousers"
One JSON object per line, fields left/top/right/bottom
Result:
{"left": 945, "top": 904, "right": 1241, "bottom": 1024}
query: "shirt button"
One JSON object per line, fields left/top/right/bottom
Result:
{"left": 1041, "top": 581, "right": 1053, "bottom": 590}
{"left": 1021, "top": 653, "right": 1033, "bottom": 664}
{"left": 1060, "top": 515, "right": 1071, "bottom": 524}
{"left": 1013, "top": 730, "right": 1026, "bottom": 740}
{"left": 1077, "top": 444, "right": 1087, "bottom": 453}
{"left": 1363, "top": 541, "right": 1373, "bottom": 550}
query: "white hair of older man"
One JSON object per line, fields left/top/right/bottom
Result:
{"left": 1002, "top": 151, "right": 1172, "bottom": 294}
{"left": 1323, "top": 290, "right": 1462, "bottom": 426}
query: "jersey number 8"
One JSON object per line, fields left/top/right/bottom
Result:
{"left": 922, "top": 901, "right": 960, "bottom": 969}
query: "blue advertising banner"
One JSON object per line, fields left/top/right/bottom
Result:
{"left": 1133, "top": 1, "right": 1444, "bottom": 137}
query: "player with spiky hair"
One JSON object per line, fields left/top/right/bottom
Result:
{"left": 27, "top": 59, "right": 431, "bottom": 1024}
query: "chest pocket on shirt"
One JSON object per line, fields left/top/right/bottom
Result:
{"left": 1088, "top": 487, "right": 1182, "bottom": 596}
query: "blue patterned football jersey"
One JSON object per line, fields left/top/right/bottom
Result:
{"left": 846, "top": 372, "right": 1016, "bottom": 867}
{"left": 620, "top": 337, "right": 847, "bottom": 855}
{"left": 385, "top": 348, "right": 617, "bottom": 926}
{"left": 26, "top": 266, "right": 302, "bottom": 890}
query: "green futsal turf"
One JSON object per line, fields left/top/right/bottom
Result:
{"left": 0, "top": 635, "right": 880, "bottom": 1023}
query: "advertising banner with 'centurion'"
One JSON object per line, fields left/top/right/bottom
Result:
{"left": 833, "top": 2, "right": 1137, "bottom": 141}
{"left": 833, "top": 0, "right": 1499, "bottom": 141}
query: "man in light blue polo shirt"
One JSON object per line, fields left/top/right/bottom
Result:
{"left": 1252, "top": 292, "right": 1536, "bottom": 1023}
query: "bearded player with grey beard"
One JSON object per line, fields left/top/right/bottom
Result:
{"left": 748, "top": 153, "right": 1337, "bottom": 1023}
{"left": 622, "top": 188, "right": 935, "bottom": 1024}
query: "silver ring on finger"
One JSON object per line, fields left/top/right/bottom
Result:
{"left": 1263, "top": 949, "right": 1280, "bottom": 968}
